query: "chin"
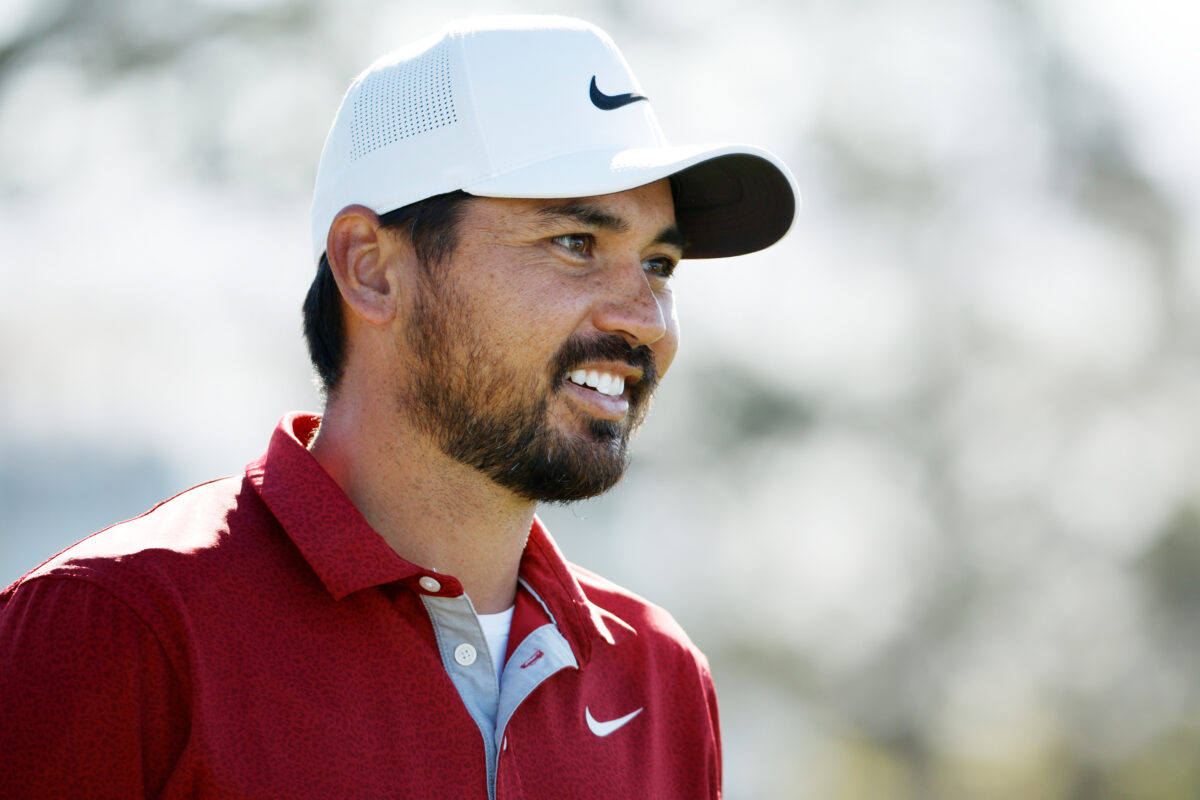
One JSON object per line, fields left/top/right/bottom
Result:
{"left": 506, "top": 430, "right": 632, "bottom": 505}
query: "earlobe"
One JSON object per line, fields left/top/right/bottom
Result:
{"left": 326, "top": 205, "right": 399, "bottom": 326}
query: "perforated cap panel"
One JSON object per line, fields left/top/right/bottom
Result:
{"left": 349, "top": 43, "right": 458, "bottom": 161}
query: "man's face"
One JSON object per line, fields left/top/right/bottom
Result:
{"left": 396, "top": 179, "right": 682, "bottom": 503}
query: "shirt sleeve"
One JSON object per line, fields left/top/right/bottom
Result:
{"left": 702, "top": 661, "right": 723, "bottom": 799}
{"left": 0, "top": 575, "right": 188, "bottom": 799}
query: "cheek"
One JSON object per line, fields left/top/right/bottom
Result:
{"left": 482, "top": 282, "right": 582, "bottom": 359}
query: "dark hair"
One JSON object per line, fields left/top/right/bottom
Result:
{"left": 302, "top": 190, "right": 471, "bottom": 395}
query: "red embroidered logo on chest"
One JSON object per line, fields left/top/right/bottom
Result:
{"left": 520, "top": 650, "right": 545, "bottom": 669}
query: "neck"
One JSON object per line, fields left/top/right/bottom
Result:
{"left": 309, "top": 395, "right": 533, "bottom": 613}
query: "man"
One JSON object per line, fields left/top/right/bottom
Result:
{"left": 0, "top": 16, "right": 796, "bottom": 799}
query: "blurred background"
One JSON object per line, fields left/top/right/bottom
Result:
{"left": 2, "top": 0, "right": 1198, "bottom": 797}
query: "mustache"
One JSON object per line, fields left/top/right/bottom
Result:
{"left": 551, "top": 334, "right": 659, "bottom": 397}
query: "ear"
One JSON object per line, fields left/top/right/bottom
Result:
{"left": 325, "top": 205, "right": 404, "bottom": 326}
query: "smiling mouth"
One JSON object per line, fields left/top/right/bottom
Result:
{"left": 567, "top": 369, "right": 626, "bottom": 397}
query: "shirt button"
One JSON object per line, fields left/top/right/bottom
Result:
{"left": 418, "top": 576, "right": 441, "bottom": 593}
{"left": 454, "top": 643, "right": 477, "bottom": 666}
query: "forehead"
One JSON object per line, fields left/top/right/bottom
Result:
{"left": 463, "top": 179, "right": 678, "bottom": 239}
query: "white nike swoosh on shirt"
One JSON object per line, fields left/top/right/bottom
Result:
{"left": 585, "top": 706, "right": 643, "bottom": 737}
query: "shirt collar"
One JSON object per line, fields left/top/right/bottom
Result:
{"left": 246, "top": 412, "right": 430, "bottom": 599}
{"left": 246, "top": 412, "right": 630, "bottom": 662}
{"left": 520, "top": 516, "right": 637, "bottom": 666}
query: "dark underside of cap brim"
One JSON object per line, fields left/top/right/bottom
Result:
{"left": 669, "top": 154, "right": 796, "bottom": 259}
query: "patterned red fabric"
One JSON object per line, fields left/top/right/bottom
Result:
{"left": 0, "top": 413, "right": 721, "bottom": 799}
{"left": 505, "top": 586, "right": 551, "bottom": 664}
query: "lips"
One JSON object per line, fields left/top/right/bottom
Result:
{"left": 567, "top": 369, "right": 625, "bottom": 397}
{"left": 549, "top": 334, "right": 658, "bottom": 421}
{"left": 560, "top": 364, "right": 638, "bottom": 422}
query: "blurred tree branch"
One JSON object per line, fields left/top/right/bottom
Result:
{"left": 0, "top": 0, "right": 318, "bottom": 86}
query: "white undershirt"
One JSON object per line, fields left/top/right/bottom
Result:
{"left": 476, "top": 606, "right": 515, "bottom": 687}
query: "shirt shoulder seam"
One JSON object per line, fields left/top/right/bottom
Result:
{"left": 14, "top": 572, "right": 187, "bottom": 688}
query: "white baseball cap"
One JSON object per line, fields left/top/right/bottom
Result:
{"left": 310, "top": 15, "right": 799, "bottom": 265}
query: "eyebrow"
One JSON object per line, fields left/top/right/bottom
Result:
{"left": 653, "top": 223, "right": 688, "bottom": 253}
{"left": 537, "top": 202, "right": 629, "bottom": 233}
{"left": 536, "top": 202, "right": 688, "bottom": 253}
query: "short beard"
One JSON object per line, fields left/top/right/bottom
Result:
{"left": 401, "top": 276, "right": 659, "bottom": 503}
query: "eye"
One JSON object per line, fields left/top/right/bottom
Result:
{"left": 644, "top": 256, "right": 678, "bottom": 280}
{"left": 552, "top": 233, "right": 593, "bottom": 257}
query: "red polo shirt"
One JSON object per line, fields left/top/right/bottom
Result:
{"left": 0, "top": 413, "right": 721, "bottom": 798}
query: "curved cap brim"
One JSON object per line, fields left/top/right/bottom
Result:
{"left": 463, "top": 143, "right": 799, "bottom": 259}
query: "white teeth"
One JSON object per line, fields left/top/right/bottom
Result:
{"left": 567, "top": 369, "right": 625, "bottom": 397}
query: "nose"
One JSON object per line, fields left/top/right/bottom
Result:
{"left": 590, "top": 259, "right": 672, "bottom": 349}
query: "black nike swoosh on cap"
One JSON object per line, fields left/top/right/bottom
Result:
{"left": 589, "top": 76, "right": 649, "bottom": 110}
